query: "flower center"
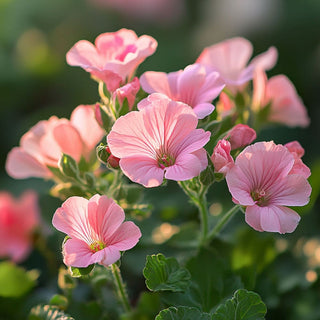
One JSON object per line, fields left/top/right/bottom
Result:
{"left": 251, "top": 189, "right": 269, "bottom": 207}
{"left": 89, "top": 240, "right": 106, "bottom": 253}
{"left": 158, "top": 154, "right": 175, "bottom": 169}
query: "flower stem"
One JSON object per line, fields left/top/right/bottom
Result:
{"left": 206, "top": 204, "right": 240, "bottom": 243}
{"left": 111, "top": 263, "right": 131, "bottom": 313}
{"left": 178, "top": 181, "right": 209, "bottom": 246}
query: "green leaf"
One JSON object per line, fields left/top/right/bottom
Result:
{"left": 0, "top": 261, "right": 38, "bottom": 297}
{"left": 58, "top": 154, "right": 80, "bottom": 179}
{"left": 28, "top": 304, "right": 74, "bottom": 320}
{"left": 212, "top": 289, "right": 267, "bottom": 320}
{"left": 49, "top": 294, "right": 68, "bottom": 309}
{"left": 143, "top": 254, "right": 191, "bottom": 292}
{"left": 199, "top": 155, "right": 215, "bottom": 186}
{"left": 162, "top": 248, "right": 243, "bottom": 312}
{"left": 69, "top": 264, "right": 94, "bottom": 278}
{"left": 155, "top": 306, "right": 211, "bottom": 320}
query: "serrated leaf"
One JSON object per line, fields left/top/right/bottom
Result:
{"left": 0, "top": 261, "right": 38, "bottom": 297}
{"left": 155, "top": 306, "right": 211, "bottom": 320}
{"left": 69, "top": 264, "right": 94, "bottom": 278}
{"left": 28, "top": 304, "right": 74, "bottom": 320}
{"left": 212, "top": 289, "right": 267, "bottom": 320}
{"left": 143, "top": 254, "right": 191, "bottom": 292}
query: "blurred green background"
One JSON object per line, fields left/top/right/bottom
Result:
{"left": 0, "top": 0, "right": 320, "bottom": 319}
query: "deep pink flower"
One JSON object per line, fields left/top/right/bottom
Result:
{"left": 285, "top": 141, "right": 311, "bottom": 179}
{"left": 6, "top": 105, "right": 104, "bottom": 179}
{"left": 211, "top": 139, "right": 234, "bottom": 174}
{"left": 52, "top": 194, "right": 141, "bottom": 268}
{"left": 226, "top": 141, "right": 311, "bottom": 234}
{"left": 0, "top": 191, "right": 40, "bottom": 262}
{"left": 114, "top": 77, "right": 140, "bottom": 110}
{"left": 107, "top": 93, "right": 211, "bottom": 187}
{"left": 66, "top": 29, "right": 157, "bottom": 92}
{"left": 252, "top": 69, "right": 310, "bottom": 127}
{"left": 140, "top": 64, "right": 225, "bottom": 119}
{"left": 196, "top": 37, "right": 277, "bottom": 93}
{"left": 224, "top": 124, "right": 257, "bottom": 150}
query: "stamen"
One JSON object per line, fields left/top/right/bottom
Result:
{"left": 89, "top": 240, "right": 106, "bottom": 252}
{"left": 158, "top": 154, "right": 175, "bottom": 168}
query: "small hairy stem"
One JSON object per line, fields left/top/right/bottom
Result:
{"left": 178, "top": 181, "right": 209, "bottom": 246}
{"left": 207, "top": 204, "right": 241, "bottom": 243}
{"left": 111, "top": 264, "right": 131, "bottom": 313}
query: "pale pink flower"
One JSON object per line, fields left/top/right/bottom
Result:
{"left": 107, "top": 93, "right": 211, "bottom": 187}
{"left": 140, "top": 64, "right": 225, "bottom": 119}
{"left": 224, "top": 124, "right": 257, "bottom": 150}
{"left": 196, "top": 37, "right": 277, "bottom": 93}
{"left": 210, "top": 139, "right": 234, "bottom": 174}
{"left": 114, "top": 77, "right": 140, "bottom": 110}
{"left": 6, "top": 105, "right": 104, "bottom": 179}
{"left": 0, "top": 191, "right": 40, "bottom": 262}
{"left": 66, "top": 29, "right": 157, "bottom": 92}
{"left": 52, "top": 194, "right": 141, "bottom": 268}
{"left": 226, "top": 141, "right": 311, "bottom": 234}
{"left": 285, "top": 141, "right": 311, "bottom": 179}
{"left": 252, "top": 69, "right": 310, "bottom": 127}
{"left": 89, "top": 0, "right": 185, "bottom": 26}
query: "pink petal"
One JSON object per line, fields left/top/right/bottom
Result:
{"left": 165, "top": 149, "right": 207, "bottom": 181}
{"left": 63, "top": 238, "right": 93, "bottom": 268}
{"left": 269, "top": 174, "right": 311, "bottom": 206}
{"left": 140, "top": 71, "right": 173, "bottom": 97}
{"left": 226, "top": 166, "right": 255, "bottom": 206}
{"left": 66, "top": 40, "right": 102, "bottom": 69}
{"left": 93, "top": 245, "right": 121, "bottom": 267}
{"left": 52, "top": 123, "right": 84, "bottom": 162}
{"left": 5, "top": 148, "right": 52, "bottom": 179}
{"left": 108, "top": 221, "right": 141, "bottom": 251}
{"left": 87, "top": 195, "right": 125, "bottom": 243}
{"left": 52, "top": 196, "right": 93, "bottom": 243}
{"left": 119, "top": 157, "right": 164, "bottom": 187}
{"left": 192, "top": 103, "right": 215, "bottom": 119}
{"left": 70, "top": 105, "right": 104, "bottom": 152}
{"left": 248, "top": 46, "right": 278, "bottom": 73}
{"left": 245, "top": 205, "right": 263, "bottom": 232}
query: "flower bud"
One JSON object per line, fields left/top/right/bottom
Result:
{"left": 211, "top": 139, "right": 234, "bottom": 175}
{"left": 224, "top": 124, "right": 256, "bottom": 150}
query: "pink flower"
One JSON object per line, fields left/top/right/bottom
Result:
{"left": 52, "top": 194, "right": 141, "bottom": 268}
{"left": 226, "top": 141, "right": 311, "bottom": 234}
{"left": 107, "top": 93, "right": 211, "bottom": 187}
{"left": 140, "top": 64, "right": 225, "bottom": 119}
{"left": 285, "top": 141, "right": 311, "bottom": 179}
{"left": 224, "top": 124, "right": 257, "bottom": 150}
{"left": 196, "top": 37, "right": 277, "bottom": 93}
{"left": 216, "top": 92, "right": 235, "bottom": 119}
{"left": 114, "top": 77, "right": 140, "bottom": 110}
{"left": 66, "top": 29, "right": 157, "bottom": 92}
{"left": 0, "top": 191, "right": 40, "bottom": 262}
{"left": 6, "top": 105, "right": 104, "bottom": 179}
{"left": 89, "top": 0, "right": 185, "bottom": 26}
{"left": 211, "top": 139, "right": 234, "bottom": 174}
{"left": 252, "top": 69, "right": 310, "bottom": 127}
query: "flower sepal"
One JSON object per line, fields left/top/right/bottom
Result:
{"left": 69, "top": 264, "right": 95, "bottom": 278}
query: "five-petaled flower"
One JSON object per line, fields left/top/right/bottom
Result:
{"left": 226, "top": 141, "right": 311, "bottom": 234}
{"left": 66, "top": 29, "right": 157, "bottom": 92}
{"left": 52, "top": 194, "right": 141, "bottom": 268}
{"left": 107, "top": 93, "right": 211, "bottom": 187}
{"left": 0, "top": 191, "right": 40, "bottom": 262}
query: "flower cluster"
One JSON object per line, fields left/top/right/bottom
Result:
{"left": 4, "top": 29, "right": 312, "bottom": 318}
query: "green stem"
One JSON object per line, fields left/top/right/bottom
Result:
{"left": 207, "top": 205, "right": 240, "bottom": 243}
{"left": 111, "top": 264, "right": 131, "bottom": 313}
{"left": 178, "top": 181, "right": 209, "bottom": 246}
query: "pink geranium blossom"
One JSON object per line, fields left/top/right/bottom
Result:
{"left": 0, "top": 191, "right": 40, "bottom": 262}
{"left": 52, "top": 194, "right": 141, "bottom": 268}
{"left": 140, "top": 64, "right": 225, "bottom": 119}
{"left": 114, "top": 77, "right": 140, "bottom": 110}
{"left": 196, "top": 37, "right": 277, "bottom": 93}
{"left": 66, "top": 29, "right": 157, "bottom": 92}
{"left": 224, "top": 124, "right": 257, "bottom": 150}
{"left": 107, "top": 93, "right": 211, "bottom": 187}
{"left": 6, "top": 105, "right": 104, "bottom": 179}
{"left": 216, "top": 92, "right": 235, "bottom": 119}
{"left": 210, "top": 139, "right": 234, "bottom": 174}
{"left": 252, "top": 69, "right": 310, "bottom": 127}
{"left": 226, "top": 141, "right": 311, "bottom": 234}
